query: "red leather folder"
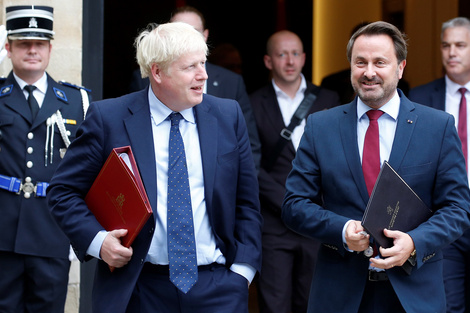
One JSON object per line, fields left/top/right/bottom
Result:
{"left": 85, "top": 146, "right": 153, "bottom": 249}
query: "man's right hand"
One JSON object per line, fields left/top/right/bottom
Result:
{"left": 100, "top": 229, "right": 133, "bottom": 268}
{"left": 345, "top": 220, "right": 371, "bottom": 252}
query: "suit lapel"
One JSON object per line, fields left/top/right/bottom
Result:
{"left": 339, "top": 101, "right": 370, "bottom": 204}
{"left": 123, "top": 90, "right": 158, "bottom": 215}
{"left": 194, "top": 98, "right": 217, "bottom": 211}
{"left": 206, "top": 63, "right": 221, "bottom": 97}
{"left": 388, "top": 95, "right": 417, "bottom": 171}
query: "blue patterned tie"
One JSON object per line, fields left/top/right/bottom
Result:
{"left": 167, "top": 112, "right": 198, "bottom": 293}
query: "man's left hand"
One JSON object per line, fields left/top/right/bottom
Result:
{"left": 369, "top": 229, "right": 415, "bottom": 269}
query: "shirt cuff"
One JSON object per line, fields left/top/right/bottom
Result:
{"left": 229, "top": 263, "right": 256, "bottom": 284}
{"left": 86, "top": 230, "right": 108, "bottom": 259}
{"left": 342, "top": 220, "right": 354, "bottom": 252}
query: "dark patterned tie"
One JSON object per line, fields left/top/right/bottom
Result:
{"left": 458, "top": 88, "right": 467, "bottom": 170}
{"left": 24, "top": 85, "right": 39, "bottom": 120}
{"left": 362, "top": 110, "right": 384, "bottom": 196}
{"left": 167, "top": 112, "right": 198, "bottom": 293}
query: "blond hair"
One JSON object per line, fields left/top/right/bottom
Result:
{"left": 135, "top": 22, "right": 208, "bottom": 78}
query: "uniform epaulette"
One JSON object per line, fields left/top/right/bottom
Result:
{"left": 59, "top": 80, "right": 91, "bottom": 92}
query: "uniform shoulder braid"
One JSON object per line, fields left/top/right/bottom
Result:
{"left": 58, "top": 80, "right": 92, "bottom": 93}
{"left": 57, "top": 80, "right": 91, "bottom": 120}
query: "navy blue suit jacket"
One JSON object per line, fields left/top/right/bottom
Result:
{"left": 47, "top": 89, "right": 262, "bottom": 313}
{"left": 0, "top": 72, "right": 88, "bottom": 259}
{"left": 409, "top": 77, "right": 446, "bottom": 110}
{"left": 282, "top": 91, "right": 470, "bottom": 312}
{"left": 130, "top": 62, "right": 261, "bottom": 170}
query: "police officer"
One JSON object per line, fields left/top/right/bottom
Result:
{"left": 0, "top": 5, "right": 90, "bottom": 312}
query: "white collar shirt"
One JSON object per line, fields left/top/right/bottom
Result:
{"left": 272, "top": 74, "right": 307, "bottom": 150}
{"left": 14, "top": 72, "right": 48, "bottom": 108}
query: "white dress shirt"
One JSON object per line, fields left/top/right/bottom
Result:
{"left": 87, "top": 87, "right": 255, "bottom": 283}
{"left": 342, "top": 91, "right": 400, "bottom": 249}
{"left": 14, "top": 72, "right": 48, "bottom": 108}
{"left": 272, "top": 74, "right": 307, "bottom": 151}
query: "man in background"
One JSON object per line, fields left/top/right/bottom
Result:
{"left": 250, "top": 30, "right": 341, "bottom": 313}
{"left": 409, "top": 16, "right": 470, "bottom": 313}
{"left": 129, "top": 6, "right": 261, "bottom": 172}
{"left": 0, "top": 5, "right": 90, "bottom": 312}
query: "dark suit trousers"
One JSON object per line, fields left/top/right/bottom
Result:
{"left": 126, "top": 263, "right": 249, "bottom": 313}
{"left": 443, "top": 229, "right": 470, "bottom": 313}
{"left": 257, "top": 231, "right": 320, "bottom": 313}
{"left": 358, "top": 279, "right": 406, "bottom": 313}
{"left": 0, "top": 251, "right": 70, "bottom": 313}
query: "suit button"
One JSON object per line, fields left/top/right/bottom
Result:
{"left": 26, "top": 161, "right": 33, "bottom": 168}
{"left": 28, "top": 132, "right": 34, "bottom": 139}
{"left": 27, "top": 147, "right": 33, "bottom": 154}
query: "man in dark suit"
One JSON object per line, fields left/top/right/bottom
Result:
{"left": 47, "top": 22, "right": 262, "bottom": 313}
{"left": 282, "top": 21, "right": 470, "bottom": 313}
{"left": 129, "top": 6, "right": 261, "bottom": 172}
{"left": 409, "top": 17, "right": 470, "bottom": 313}
{"left": 0, "top": 5, "right": 90, "bottom": 312}
{"left": 250, "top": 30, "right": 340, "bottom": 313}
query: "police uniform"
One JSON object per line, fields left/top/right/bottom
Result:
{"left": 0, "top": 5, "right": 91, "bottom": 312}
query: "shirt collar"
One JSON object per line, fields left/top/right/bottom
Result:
{"left": 357, "top": 90, "right": 400, "bottom": 122}
{"left": 445, "top": 75, "right": 470, "bottom": 95}
{"left": 272, "top": 73, "right": 307, "bottom": 98}
{"left": 13, "top": 72, "right": 48, "bottom": 94}
{"left": 148, "top": 87, "right": 196, "bottom": 126}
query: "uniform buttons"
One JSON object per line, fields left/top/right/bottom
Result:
{"left": 66, "top": 130, "right": 71, "bottom": 136}
{"left": 24, "top": 192, "right": 31, "bottom": 199}
{"left": 26, "top": 161, "right": 33, "bottom": 168}
{"left": 27, "top": 132, "right": 34, "bottom": 140}
{"left": 27, "top": 147, "right": 33, "bottom": 154}
{"left": 25, "top": 177, "right": 32, "bottom": 183}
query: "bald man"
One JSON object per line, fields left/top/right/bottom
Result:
{"left": 250, "top": 30, "right": 341, "bottom": 313}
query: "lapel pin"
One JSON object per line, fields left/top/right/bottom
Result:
{"left": 407, "top": 119, "right": 413, "bottom": 124}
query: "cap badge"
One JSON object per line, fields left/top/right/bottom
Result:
{"left": 29, "top": 17, "right": 38, "bottom": 28}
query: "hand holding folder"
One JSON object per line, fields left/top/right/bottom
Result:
{"left": 85, "top": 146, "right": 153, "bottom": 271}
{"left": 362, "top": 161, "right": 433, "bottom": 249}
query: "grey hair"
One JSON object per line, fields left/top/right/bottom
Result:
{"left": 441, "top": 17, "right": 470, "bottom": 40}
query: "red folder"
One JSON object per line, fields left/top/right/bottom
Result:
{"left": 85, "top": 146, "right": 153, "bottom": 249}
